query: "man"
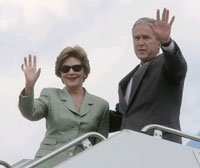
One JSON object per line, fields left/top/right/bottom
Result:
{"left": 110, "top": 8, "right": 187, "bottom": 143}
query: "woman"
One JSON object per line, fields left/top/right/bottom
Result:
{"left": 18, "top": 46, "right": 109, "bottom": 167}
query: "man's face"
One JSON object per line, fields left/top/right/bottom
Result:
{"left": 133, "top": 25, "right": 160, "bottom": 65}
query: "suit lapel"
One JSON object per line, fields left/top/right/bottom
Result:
{"left": 58, "top": 87, "right": 93, "bottom": 116}
{"left": 79, "top": 90, "right": 94, "bottom": 117}
{"left": 128, "top": 62, "right": 150, "bottom": 106}
{"left": 118, "top": 65, "right": 140, "bottom": 112}
{"left": 58, "top": 87, "right": 80, "bottom": 115}
{"left": 118, "top": 88, "right": 127, "bottom": 110}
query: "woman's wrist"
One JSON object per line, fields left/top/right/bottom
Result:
{"left": 25, "top": 83, "right": 34, "bottom": 96}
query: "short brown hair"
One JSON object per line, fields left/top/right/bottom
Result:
{"left": 55, "top": 46, "right": 90, "bottom": 80}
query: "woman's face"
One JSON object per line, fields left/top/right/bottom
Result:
{"left": 61, "top": 57, "right": 85, "bottom": 90}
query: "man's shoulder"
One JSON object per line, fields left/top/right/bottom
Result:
{"left": 149, "top": 54, "right": 165, "bottom": 66}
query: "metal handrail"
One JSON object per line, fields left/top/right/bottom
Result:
{"left": 141, "top": 124, "right": 200, "bottom": 142}
{"left": 23, "top": 132, "right": 106, "bottom": 168}
{"left": 0, "top": 160, "right": 12, "bottom": 168}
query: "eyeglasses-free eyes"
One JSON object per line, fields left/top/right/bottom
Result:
{"left": 60, "top": 64, "right": 83, "bottom": 73}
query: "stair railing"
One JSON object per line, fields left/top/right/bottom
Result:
{"left": 141, "top": 124, "right": 200, "bottom": 142}
{"left": 22, "top": 132, "right": 106, "bottom": 168}
{"left": 0, "top": 160, "right": 12, "bottom": 168}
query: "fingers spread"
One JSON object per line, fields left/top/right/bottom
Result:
{"left": 21, "top": 64, "right": 25, "bottom": 72}
{"left": 166, "top": 9, "right": 169, "bottom": 22}
{"left": 28, "top": 54, "right": 32, "bottom": 66}
{"left": 24, "top": 57, "right": 27, "bottom": 68}
{"left": 33, "top": 55, "right": 37, "bottom": 68}
{"left": 160, "top": 8, "right": 175, "bottom": 25}
{"left": 37, "top": 68, "right": 41, "bottom": 78}
{"left": 156, "top": 9, "right": 160, "bottom": 21}
{"left": 169, "top": 16, "right": 175, "bottom": 26}
{"left": 24, "top": 55, "right": 38, "bottom": 68}
{"left": 162, "top": 8, "right": 166, "bottom": 21}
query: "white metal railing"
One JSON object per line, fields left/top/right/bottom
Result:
{"left": 141, "top": 124, "right": 200, "bottom": 142}
{"left": 0, "top": 160, "right": 12, "bottom": 168}
{"left": 22, "top": 132, "right": 106, "bottom": 168}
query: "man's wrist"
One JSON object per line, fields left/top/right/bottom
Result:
{"left": 161, "top": 38, "right": 172, "bottom": 47}
{"left": 161, "top": 38, "right": 175, "bottom": 53}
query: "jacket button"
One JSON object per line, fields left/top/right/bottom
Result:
{"left": 68, "top": 152, "right": 73, "bottom": 157}
{"left": 74, "top": 126, "right": 79, "bottom": 130}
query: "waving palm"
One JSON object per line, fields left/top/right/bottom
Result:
{"left": 149, "top": 8, "right": 175, "bottom": 44}
{"left": 21, "top": 55, "right": 41, "bottom": 95}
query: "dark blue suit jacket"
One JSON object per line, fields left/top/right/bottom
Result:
{"left": 110, "top": 41, "right": 187, "bottom": 143}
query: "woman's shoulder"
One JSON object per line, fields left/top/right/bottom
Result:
{"left": 40, "top": 87, "right": 63, "bottom": 95}
{"left": 86, "top": 91, "right": 109, "bottom": 106}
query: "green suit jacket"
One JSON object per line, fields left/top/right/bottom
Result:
{"left": 18, "top": 87, "right": 109, "bottom": 167}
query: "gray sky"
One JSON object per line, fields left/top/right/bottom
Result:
{"left": 0, "top": 0, "right": 200, "bottom": 165}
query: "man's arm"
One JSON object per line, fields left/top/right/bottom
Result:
{"left": 161, "top": 39, "right": 187, "bottom": 82}
{"left": 109, "top": 103, "right": 122, "bottom": 132}
{"left": 149, "top": 8, "right": 187, "bottom": 81}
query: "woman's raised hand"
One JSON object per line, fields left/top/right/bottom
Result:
{"left": 21, "top": 55, "right": 41, "bottom": 96}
